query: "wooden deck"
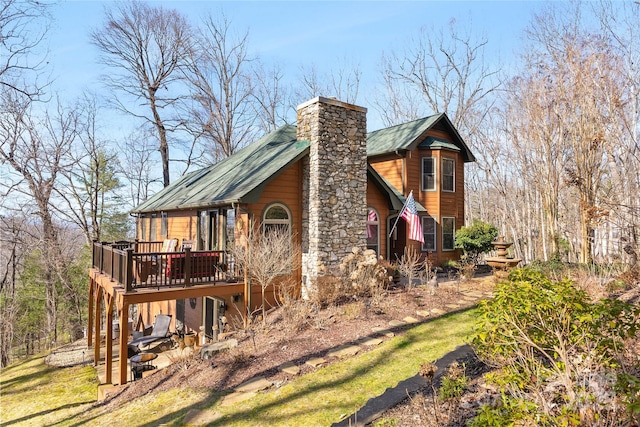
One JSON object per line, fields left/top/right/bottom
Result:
{"left": 88, "top": 241, "right": 248, "bottom": 385}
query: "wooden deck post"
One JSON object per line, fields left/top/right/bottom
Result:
{"left": 125, "top": 248, "right": 134, "bottom": 292}
{"left": 94, "top": 286, "right": 103, "bottom": 367}
{"left": 105, "top": 293, "right": 114, "bottom": 384}
{"left": 184, "top": 248, "right": 191, "bottom": 287}
{"left": 118, "top": 299, "right": 129, "bottom": 385}
{"left": 87, "top": 277, "right": 94, "bottom": 348}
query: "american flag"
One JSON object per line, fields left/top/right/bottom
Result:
{"left": 400, "top": 191, "right": 424, "bottom": 243}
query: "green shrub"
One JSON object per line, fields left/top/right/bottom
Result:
{"left": 472, "top": 267, "right": 640, "bottom": 423}
{"left": 454, "top": 220, "right": 498, "bottom": 264}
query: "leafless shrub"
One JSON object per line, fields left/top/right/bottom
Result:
{"left": 233, "top": 226, "right": 301, "bottom": 326}
{"left": 396, "top": 248, "right": 421, "bottom": 289}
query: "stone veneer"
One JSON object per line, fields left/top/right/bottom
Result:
{"left": 297, "top": 97, "right": 368, "bottom": 296}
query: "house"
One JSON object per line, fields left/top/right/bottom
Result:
{"left": 130, "top": 96, "right": 474, "bottom": 333}
{"left": 87, "top": 96, "right": 474, "bottom": 385}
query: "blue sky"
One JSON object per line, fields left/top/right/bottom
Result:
{"left": 48, "top": 1, "right": 544, "bottom": 131}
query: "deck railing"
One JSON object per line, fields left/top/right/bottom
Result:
{"left": 91, "top": 241, "right": 241, "bottom": 291}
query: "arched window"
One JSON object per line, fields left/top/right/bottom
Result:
{"left": 262, "top": 203, "right": 291, "bottom": 236}
{"left": 366, "top": 207, "right": 380, "bottom": 256}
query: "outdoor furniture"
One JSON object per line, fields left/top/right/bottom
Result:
{"left": 127, "top": 314, "right": 172, "bottom": 357}
{"left": 166, "top": 251, "right": 219, "bottom": 279}
{"left": 130, "top": 352, "right": 158, "bottom": 381}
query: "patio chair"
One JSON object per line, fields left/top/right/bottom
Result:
{"left": 127, "top": 314, "right": 173, "bottom": 357}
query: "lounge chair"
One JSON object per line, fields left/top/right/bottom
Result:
{"left": 127, "top": 314, "right": 173, "bottom": 357}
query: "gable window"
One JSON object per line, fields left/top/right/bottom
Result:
{"left": 442, "top": 217, "right": 455, "bottom": 251}
{"left": 421, "top": 216, "right": 436, "bottom": 251}
{"left": 442, "top": 158, "right": 455, "bottom": 192}
{"left": 263, "top": 203, "right": 291, "bottom": 236}
{"left": 366, "top": 208, "right": 380, "bottom": 256}
{"left": 422, "top": 157, "right": 436, "bottom": 191}
{"left": 160, "top": 212, "right": 168, "bottom": 238}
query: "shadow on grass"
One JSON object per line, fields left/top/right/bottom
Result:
{"left": 0, "top": 357, "right": 55, "bottom": 394}
{"left": 2, "top": 400, "right": 95, "bottom": 426}
{"left": 63, "top": 308, "right": 477, "bottom": 426}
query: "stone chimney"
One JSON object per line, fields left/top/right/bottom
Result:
{"left": 297, "top": 97, "right": 368, "bottom": 295}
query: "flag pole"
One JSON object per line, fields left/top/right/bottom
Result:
{"left": 388, "top": 190, "right": 412, "bottom": 238}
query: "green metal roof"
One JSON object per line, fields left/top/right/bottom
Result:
{"left": 367, "top": 166, "right": 427, "bottom": 213}
{"left": 132, "top": 125, "right": 309, "bottom": 213}
{"left": 418, "top": 136, "right": 460, "bottom": 152}
{"left": 366, "top": 113, "right": 475, "bottom": 162}
{"left": 133, "top": 112, "right": 475, "bottom": 214}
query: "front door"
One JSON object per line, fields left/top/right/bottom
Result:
{"left": 389, "top": 216, "right": 406, "bottom": 262}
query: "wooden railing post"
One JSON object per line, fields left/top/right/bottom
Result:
{"left": 184, "top": 248, "right": 191, "bottom": 287}
{"left": 125, "top": 248, "right": 134, "bottom": 292}
{"left": 100, "top": 242, "right": 106, "bottom": 273}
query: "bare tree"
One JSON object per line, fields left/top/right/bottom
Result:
{"left": 375, "top": 17, "right": 501, "bottom": 135}
{"left": 295, "top": 58, "right": 362, "bottom": 105}
{"left": 119, "top": 128, "right": 160, "bottom": 209}
{"left": 252, "top": 61, "right": 292, "bottom": 134}
{"left": 0, "top": 0, "right": 50, "bottom": 99}
{"left": 511, "top": 4, "right": 625, "bottom": 263}
{"left": 90, "top": 1, "right": 192, "bottom": 187}
{"left": 0, "top": 93, "right": 78, "bottom": 343}
{"left": 181, "top": 14, "right": 256, "bottom": 167}
{"left": 234, "top": 226, "right": 301, "bottom": 326}
{"left": 55, "top": 93, "right": 126, "bottom": 244}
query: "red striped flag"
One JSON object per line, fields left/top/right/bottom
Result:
{"left": 400, "top": 191, "right": 424, "bottom": 243}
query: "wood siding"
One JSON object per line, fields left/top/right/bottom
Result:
{"left": 370, "top": 129, "right": 466, "bottom": 266}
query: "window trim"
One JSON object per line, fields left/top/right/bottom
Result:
{"left": 149, "top": 213, "right": 157, "bottom": 241}
{"left": 442, "top": 216, "right": 455, "bottom": 251}
{"left": 421, "top": 216, "right": 436, "bottom": 252}
{"left": 160, "top": 212, "right": 168, "bottom": 238}
{"left": 421, "top": 157, "right": 436, "bottom": 192}
{"left": 442, "top": 158, "right": 455, "bottom": 192}
{"left": 262, "top": 202, "right": 292, "bottom": 237}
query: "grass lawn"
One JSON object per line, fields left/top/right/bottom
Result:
{"left": 205, "top": 308, "right": 478, "bottom": 426}
{"left": 0, "top": 354, "right": 98, "bottom": 426}
{"left": 0, "top": 308, "right": 477, "bottom": 426}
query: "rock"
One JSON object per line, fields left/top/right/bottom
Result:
{"left": 388, "top": 319, "right": 407, "bottom": 328}
{"left": 357, "top": 337, "right": 383, "bottom": 347}
{"left": 371, "top": 327, "right": 395, "bottom": 337}
{"left": 306, "top": 357, "right": 327, "bottom": 368}
{"left": 235, "top": 376, "right": 273, "bottom": 393}
{"left": 327, "top": 345, "right": 361, "bottom": 359}
{"left": 200, "top": 339, "right": 238, "bottom": 359}
{"left": 279, "top": 362, "right": 301, "bottom": 376}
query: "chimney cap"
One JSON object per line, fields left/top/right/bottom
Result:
{"left": 296, "top": 96, "right": 367, "bottom": 113}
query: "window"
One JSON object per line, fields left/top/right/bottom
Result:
{"left": 422, "top": 157, "right": 436, "bottom": 191}
{"left": 442, "top": 217, "right": 455, "bottom": 251}
{"left": 263, "top": 203, "right": 291, "bottom": 236}
{"left": 161, "top": 212, "right": 168, "bottom": 238}
{"left": 198, "top": 210, "right": 218, "bottom": 250}
{"left": 442, "top": 158, "right": 455, "bottom": 192}
{"left": 140, "top": 215, "right": 147, "bottom": 241}
{"left": 422, "top": 216, "right": 436, "bottom": 251}
{"left": 149, "top": 213, "right": 157, "bottom": 241}
{"left": 366, "top": 208, "right": 380, "bottom": 255}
